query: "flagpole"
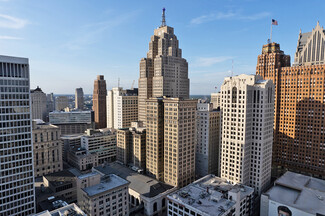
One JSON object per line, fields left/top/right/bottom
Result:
{"left": 270, "top": 20, "right": 273, "bottom": 43}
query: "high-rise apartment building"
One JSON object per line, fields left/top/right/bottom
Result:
{"left": 32, "top": 120, "right": 63, "bottom": 177}
{"left": 116, "top": 121, "right": 146, "bottom": 169}
{"left": 138, "top": 9, "right": 190, "bottom": 124}
{"left": 0, "top": 55, "right": 35, "bottom": 215}
{"left": 55, "top": 96, "right": 69, "bottom": 111}
{"left": 220, "top": 74, "right": 274, "bottom": 195}
{"left": 75, "top": 87, "right": 84, "bottom": 110}
{"left": 31, "top": 86, "right": 47, "bottom": 121}
{"left": 107, "top": 87, "right": 138, "bottom": 129}
{"left": 210, "top": 92, "right": 221, "bottom": 109}
{"left": 256, "top": 22, "right": 325, "bottom": 178}
{"left": 195, "top": 102, "right": 220, "bottom": 178}
{"left": 163, "top": 98, "right": 197, "bottom": 188}
{"left": 93, "top": 75, "right": 107, "bottom": 129}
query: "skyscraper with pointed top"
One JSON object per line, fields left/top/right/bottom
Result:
{"left": 138, "top": 8, "right": 190, "bottom": 124}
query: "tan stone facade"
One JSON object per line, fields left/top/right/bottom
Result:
{"left": 138, "top": 24, "right": 189, "bottom": 125}
{"left": 163, "top": 98, "right": 197, "bottom": 188}
{"left": 32, "top": 120, "right": 63, "bottom": 177}
{"left": 93, "top": 75, "right": 107, "bottom": 129}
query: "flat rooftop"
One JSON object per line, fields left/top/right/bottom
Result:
{"left": 34, "top": 203, "right": 86, "bottom": 216}
{"left": 167, "top": 175, "right": 254, "bottom": 216}
{"left": 264, "top": 171, "right": 325, "bottom": 214}
{"left": 94, "top": 162, "right": 174, "bottom": 198}
{"left": 82, "top": 174, "right": 129, "bottom": 197}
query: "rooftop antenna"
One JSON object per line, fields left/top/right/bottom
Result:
{"left": 231, "top": 59, "right": 234, "bottom": 77}
{"left": 161, "top": 8, "right": 166, "bottom": 27}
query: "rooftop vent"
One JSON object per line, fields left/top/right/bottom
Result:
{"left": 317, "top": 195, "right": 324, "bottom": 200}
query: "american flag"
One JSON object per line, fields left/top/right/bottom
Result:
{"left": 272, "top": 19, "right": 278, "bottom": 25}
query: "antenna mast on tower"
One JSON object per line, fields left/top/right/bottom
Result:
{"left": 161, "top": 8, "right": 166, "bottom": 27}
{"left": 231, "top": 59, "right": 234, "bottom": 77}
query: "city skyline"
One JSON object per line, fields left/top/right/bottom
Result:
{"left": 1, "top": 0, "right": 324, "bottom": 94}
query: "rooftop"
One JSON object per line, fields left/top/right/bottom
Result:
{"left": 167, "top": 175, "right": 254, "bottom": 216}
{"left": 82, "top": 174, "right": 129, "bottom": 197}
{"left": 94, "top": 162, "right": 174, "bottom": 198}
{"left": 265, "top": 171, "right": 325, "bottom": 214}
{"left": 34, "top": 203, "right": 86, "bottom": 216}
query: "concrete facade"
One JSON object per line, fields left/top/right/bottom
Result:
{"left": 31, "top": 86, "right": 47, "bottom": 121}
{"left": 75, "top": 87, "right": 84, "bottom": 110}
{"left": 220, "top": 74, "right": 274, "bottom": 195}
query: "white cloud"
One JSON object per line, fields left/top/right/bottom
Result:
{"left": 190, "top": 11, "right": 270, "bottom": 25}
{"left": 0, "top": 14, "right": 28, "bottom": 29}
{"left": 192, "top": 56, "right": 233, "bottom": 67}
{"left": 0, "top": 35, "right": 22, "bottom": 40}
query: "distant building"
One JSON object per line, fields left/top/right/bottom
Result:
{"left": 107, "top": 87, "right": 138, "bottom": 129}
{"left": 93, "top": 75, "right": 107, "bottom": 128}
{"left": 116, "top": 121, "right": 146, "bottom": 169}
{"left": 220, "top": 74, "right": 274, "bottom": 195}
{"left": 196, "top": 102, "right": 220, "bottom": 178}
{"left": 35, "top": 203, "right": 86, "bottom": 216}
{"left": 67, "top": 147, "right": 98, "bottom": 171}
{"left": 31, "top": 86, "right": 47, "bottom": 121}
{"left": 94, "top": 162, "right": 177, "bottom": 216}
{"left": 0, "top": 55, "right": 36, "bottom": 215}
{"left": 77, "top": 172, "right": 130, "bottom": 216}
{"left": 210, "top": 92, "right": 221, "bottom": 109}
{"left": 46, "top": 93, "right": 55, "bottom": 121}
{"left": 261, "top": 171, "right": 325, "bottom": 216}
{"left": 138, "top": 9, "right": 190, "bottom": 125}
{"left": 167, "top": 175, "right": 254, "bottom": 216}
{"left": 75, "top": 87, "right": 84, "bottom": 110}
{"left": 81, "top": 128, "right": 116, "bottom": 164}
{"left": 49, "top": 110, "right": 95, "bottom": 135}
{"left": 32, "top": 120, "right": 63, "bottom": 177}
{"left": 55, "top": 96, "right": 69, "bottom": 111}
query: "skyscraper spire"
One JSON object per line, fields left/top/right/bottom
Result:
{"left": 161, "top": 8, "right": 166, "bottom": 27}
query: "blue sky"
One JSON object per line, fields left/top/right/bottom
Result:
{"left": 0, "top": 0, "right": 324, "bottom": 94}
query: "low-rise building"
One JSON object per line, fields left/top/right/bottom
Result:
{"left": 167, "top": 175, "right": 254, "bottom": 216}
{"left": 49, "top": 110, "right": 95, "bottom": 135}
{"left": 261, "top": 171, "right": 325, "bottom": 216}
{"left": 61, "top": 134, "right": 83, "bottom": 161}
{"left": 34, "top": 203, "right": 86, "bottom": 216}
{"left": 94, "top": 162, "right": 177, "bottom": 216}
{"left": 67, "top": 148, "right": 98, "bottom": 171}
{"left": 32, "top": 120, "right": 63, "bottom": 177}
{"left": 42, "top": 169, "right": 79, "bottom": 204}
{"left": 81, "top": 128, "right": 117, "bottom": 164}
{"left": 78, "top": 172, "right": 130, "bottom": 216}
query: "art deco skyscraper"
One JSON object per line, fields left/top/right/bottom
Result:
{"left": 93, "top": 75, "right": 107, "bottom": 129}
{"left": 138, "top": 8, "right": 190, "bottom": 124}
{"left": 220, "top": 74, "right": 274, "bottom": 195}
{"left": 256, "top": 22, "right": 325, "bottom": 178}
{"left": 0, "top": 55, "right": 35, "bottom": 215}
{"left": 75, "top": 87, "right": 84, "bottom": 110}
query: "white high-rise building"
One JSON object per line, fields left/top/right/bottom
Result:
{"left": 0, "top": 55, "right": 35, "bottom": 215}
{"left": 31, "top": 86, "right": 47, "bottom": 121}
{"left": 210, "top": 92, "right": 221, "bottom": 109}
{"left": 107, "top": 87, "right": 138, "bottom": 129}
{"left": 220, "top": 74, "right": 274, "bottom": 195}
